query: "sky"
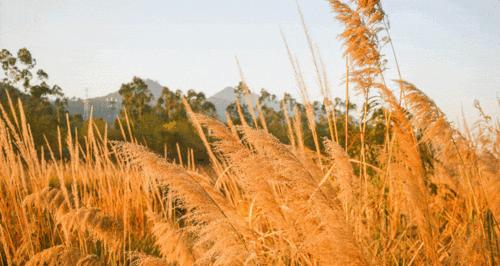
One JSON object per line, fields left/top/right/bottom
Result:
{"left": 1, "top": 0, "right": 499, "bottom": 123}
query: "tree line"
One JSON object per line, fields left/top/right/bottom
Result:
{"left": 0, "top": 48, "right": 387, "bottom": 167}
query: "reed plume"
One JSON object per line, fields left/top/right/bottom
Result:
{"left": 0, "top": 1, "right": 497, "bottom": 265}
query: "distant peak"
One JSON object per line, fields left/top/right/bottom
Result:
{"left": 210, "top": 86, "right": 236, "bottom": 100}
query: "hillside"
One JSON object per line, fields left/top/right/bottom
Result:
{"left": 67, "top": 80, "right": 267, "bottom": 122}
{"left": 67, "top": 79, "right": 167, "bottom": 122}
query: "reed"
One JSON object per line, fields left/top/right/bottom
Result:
{"left": 0, "top": 0, "right": 498, "bottom": 265}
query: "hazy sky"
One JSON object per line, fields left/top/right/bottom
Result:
{"left": 1, "top": 0, "right": 499, "bottom": 122}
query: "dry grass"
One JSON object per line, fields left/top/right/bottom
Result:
{"left": 1, "top": 0, "right": 499, "bottom": 265}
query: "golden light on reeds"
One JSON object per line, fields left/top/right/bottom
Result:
{"left": 0, "top": 1, "right": 498, "bottom": 265}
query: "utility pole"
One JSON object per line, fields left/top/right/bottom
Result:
{"left": 83, "top": 88, "right": 90, "bottom": 120}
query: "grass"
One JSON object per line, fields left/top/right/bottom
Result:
{"left": 0, "top": 0, "right": 499, "bottom": 265}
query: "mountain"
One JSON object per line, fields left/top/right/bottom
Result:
{"left": 207, "top": 87, "right": 283, "bottom": 121}
{"left": 207, "top": 86, "right": 259, "bottom": 121}
{"left": 67, "top": 80, "right": 274, "bottom": 123}
{"left": 90, "top": 79, "right": 164, "bottom": 104}
{"left": 67, "top": 79, "right": 164, "bottom": 122}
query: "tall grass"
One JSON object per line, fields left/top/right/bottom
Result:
{"left": 0, "top": 0, "right": 499, "bottom": 265}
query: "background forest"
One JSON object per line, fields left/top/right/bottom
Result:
{"left": 0, "top": 47, "right": 383, "bottom": 165}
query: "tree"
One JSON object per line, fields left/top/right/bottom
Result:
{"left": 226, "top": 82, "right": 253, "bottom": 124}
{"left": 155, "top": 87, "right": 216, "bottom": 162}
{"left": 155, "top": 87, "right": 181, "bottom": 120}
{"left": 0, "top": 48, "right": 68, "bottom": 149}
{"left": 1, "top": 48, "right": 64, "bottom": 100}
{"left": 118, "top": 77, "right": 153, "bottom": 122}
{"left": 258, "top": 89, "right": 288, "bottom": 143}
{"left": 185, "top": 89, "right": 216, "bottom": 117}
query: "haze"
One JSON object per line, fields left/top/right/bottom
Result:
{"left": 1, "top": 0, "right": 499, "bottom": 122}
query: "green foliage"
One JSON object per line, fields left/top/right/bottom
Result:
{"left": 0, "top": 48, "right": 68, "bottom": 149}
{"left": 224, "top": 82, "right": 388, "bottom": 166}
{"left": 0, "top": 49, "right": 390, "bottom": 166}
{"left": 119, "top": 77, "right": 153, "bottom": 121}
{"left": 117, "top": 77, "right": 217, "bottom": 162}
{"left": 225, "top": 82, "right": 254, "bottom": 125}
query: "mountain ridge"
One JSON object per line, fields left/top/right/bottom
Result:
{"left": 67, "top": 79, "right": 263, "bottom": 122}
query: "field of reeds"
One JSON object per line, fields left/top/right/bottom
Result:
{"left": 1, "top": 0, "right": 499, "bottom": 265}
